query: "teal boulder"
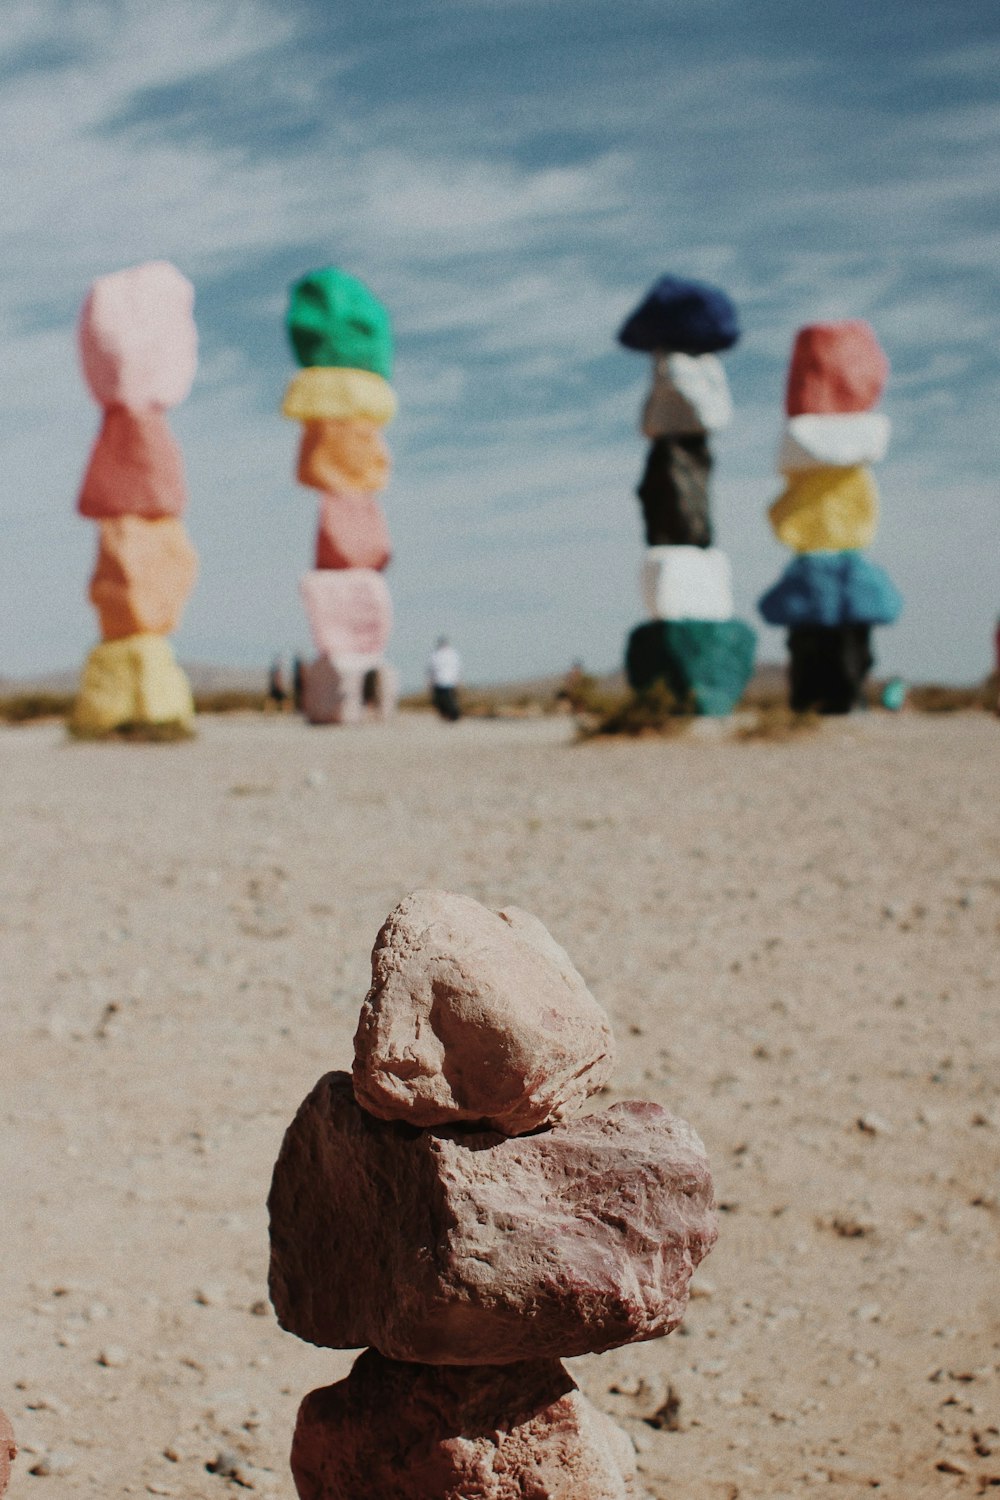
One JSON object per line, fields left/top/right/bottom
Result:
{"left": 287, "top": 267, "right": 393, "bottom": 379}
{"left": 626, "top": 619, "right": 757, "bottom": 716}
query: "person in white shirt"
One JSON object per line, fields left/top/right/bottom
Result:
{"left": 427, "top": 637, "right": 462, "bottom": 721}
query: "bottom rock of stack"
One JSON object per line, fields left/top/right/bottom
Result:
{"left": 302, "top": 656, "right": 398, "bottom": 725}
{"left": 626, "top": 618, "right": 756, "bottom": 716}
{"left": 787, "top": 624, "right": 873, "bottom": 714}
{"left": 71, "top": 633, "right": 195, "bottom": 734}
{"left": 290, "top": 1350, "right": 643, "bottom": 1500}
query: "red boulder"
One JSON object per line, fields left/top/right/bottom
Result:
{"left": 785, "top": 320, "right": 889, "bottom": 416}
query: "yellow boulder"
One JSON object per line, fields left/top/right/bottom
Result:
{"left": 768, "top": 465, "right": 878, "bottom": 552}
{"left": 71, "top": 634, "right": 194, "bottom": 734}
{"left": 282, "top": 367, "right": 397, "bottom": 425}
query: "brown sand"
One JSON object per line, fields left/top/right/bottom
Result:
{"left": 2, "top": 711, "right": 997, "bottom": 1498}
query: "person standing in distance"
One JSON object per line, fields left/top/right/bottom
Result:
{"left": 428, "top": 636, "right": 461, "bottom": 721}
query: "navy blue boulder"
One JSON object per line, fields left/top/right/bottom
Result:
{"left": 618, "top": 276, "right": 740, "bottom": 356}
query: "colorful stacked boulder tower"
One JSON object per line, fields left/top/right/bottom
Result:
{"left": 618, "top": 276, "right": 756, "bottom": 715}
{"left": 283, "top": 268, "right": 397, "bottom": 724}
{"left": 72, "top": 262, "right": 199, "bottom": 735}
{"left": 758, "top": 321, "right": 902, "bottom": 713}
{"left": 268, "top": 890, "right": 718, "bottom": 1500}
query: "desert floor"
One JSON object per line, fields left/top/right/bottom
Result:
{"left": 2, "top": 710, "right": 998, "bottom": 1500}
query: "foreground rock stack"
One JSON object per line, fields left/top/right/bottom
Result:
{"left": 72, "top": 262, "right": 198, "bottom": 735}
{"left": 268, "top": 890, "right": 717, "bottom": 1499}
{"left": 0, "top": 1410, "right": 15, "bottom": 1497}
{"left": 618, "top": 276, "right": 756, "bottom": 715}
{"left": 758, "top": 321, "right": 902, "bottom": 713}
{"left": 283, "top": 268, "right": 398, "bottom": 724}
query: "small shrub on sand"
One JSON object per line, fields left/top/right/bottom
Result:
{"left": 734, "top": 705, "right": 821, "bottom": 742}
{"left": 68, "top": 719, "right": 195, "bottom": 743}
{"left": 906, "top": 681, "right": 993, "bottom": 713}
{"left": 0, "top": 693, "right": 74, "bottom": 723}
{"left": 577, "top": 682, "right": 693, "bottom": 740}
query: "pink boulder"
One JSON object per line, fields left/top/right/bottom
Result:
{"left": 78, "top": 405, "right": 187, "bottom": 520}
{"left": 300, "top": 569, "right": 392, "bottom": 658}
{"left": 78, "top": 260, "right": 197, "bottom": 410}
{"left": 291, "top": 1352, "right": 641, "bottom": 1500}
{"left": 315, "top": 491, "right": 391, "bottom": 571}
{"left": 0, "top": 1410, "right": 15, "bottom": 1497}
{"left": 302, "top": 656, "right": 398, "bottom": 725}
{"left": 267, "top": 1071, "right": 717, "bottom": 1364}
{"left": 353, "top": 890, "right": 615, "bottom": 1133}
{"left": 784, "top": 320, "right": 889, "bottom": 416}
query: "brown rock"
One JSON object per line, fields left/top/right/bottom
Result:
{"left": 268, "top": 1071, "right": 716, "bottom": 1363}
{"left": 290, "top": 1350, "right": 641, "bottom": 1500}
{"left": 0, "top": 1410, "right": 15, "bottom": 1497}
{"left": 352, "top": 890, "right": 615, "bottom": 1133}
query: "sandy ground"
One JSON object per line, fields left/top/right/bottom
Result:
{"left": 2, "top": 710, "right": 998, "bottom": 1500}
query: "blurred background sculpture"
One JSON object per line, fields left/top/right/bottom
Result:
{"left": 283, "top": 268, "right": 398, "bottom": 725}
{"left": 758, "top": 320, "right": 902, "bottom": 713}
{"left": 72, "top": 261, "right": 198, "bottom": 736}
{"left": 618, "top": 275, "right": 756, "bottom": 715}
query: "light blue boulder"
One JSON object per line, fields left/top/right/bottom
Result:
{"left": 759, "top": 551, "right": 902, "bottom": 628}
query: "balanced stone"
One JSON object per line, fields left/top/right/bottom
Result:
{"left": 89, "top": 516, "right": 198, "bottom": 640}
{"left": 298, "top": 418, "right": 391, "bottom": 494}
{"left": 78, "top": 406, "right": 188, "bottom": 520}
{"left": 267, "top": 1070, "right": 716, "bottom": 1364}
{"left": 788, "top": 624, "right": 874, "bottom": 714}
{"left": 282, "top": 367, "right": 397, "bottom": 425}
{"left": 290, "top": 1352, "right": 641, "bottom": 1500}
{"left": 758, "top": 551, "right": 903, "bottom": 628}
{"left": 626, "top": 619, "right": 756, "bottom": 716}
{"left": 641, "top": 352, "right": 733, "bottom": 438}
{"left": 777, "top": 411, "right": 890, "bottom": 472}
{"left": 287, "top": 267, "right": 393, "bottom": 379}
{"left": 315, "top": 492, "right": 392, "bottom": 572}
{"left": 302, "top": 657, "right": 398, "bottom": 726}
{"left": 640, "top": 545, "right": 734, "bottom": 622}
{"left": 78, "top": 260, "right": 197, "bottom": 411}
{"left": 71, "top": 634, "right": 194, "bottom": 734}
{"left": 618, "top": 274, "right": 740, "bottom": 355}
{"left": 353, "top": 890, "right": 614, "bottom": 1132}
{"left": 636, "top": 434, "right": 713, "bottom": 547}
{"left": 784, "top": 320, "right": 889, "bottom": 417}
{"left": 768, "top": 464, "right": 878, "bottom": 553}
{"left": 300, "top": 569, "right": 393, "bottom": 659}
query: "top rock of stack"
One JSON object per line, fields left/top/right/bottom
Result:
{"left": 618, "top": 275, "right": 740, "bottom": 356}
{"left": 785, "top": 320, "right": 889, "bottom": 417}
{"left": 352, "top": 890, "right": 615, "bottom": 1134}
{"left": 78, "top": 261, "right": 197, "bottom": 411}
{"left": 287, "top": 267, "right": 393, "bottom": 380}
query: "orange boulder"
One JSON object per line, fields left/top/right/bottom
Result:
{"left": 89, "top": 516, "right": 198, "bottom": 640}
{"left": 78, "top": 405, "right": 187, "bottom": 520}
{"left": 298, "top": 418, "right": 391, "bottom": 494}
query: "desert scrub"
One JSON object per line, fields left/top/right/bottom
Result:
{"left": 577, "top": 682, "right": 693, "bottom": 740}
{"left": 68, "top": 719, "right": 195, "bottom": 743}
{"left": 733, "top": 705, "right": 820, "bottom": 742}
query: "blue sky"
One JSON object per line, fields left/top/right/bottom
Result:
{"left": 1, "top": 0, "right": 997, "bottom": 687}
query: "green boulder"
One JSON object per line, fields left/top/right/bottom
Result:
{"left": 287, "top": 267, "right": 393, "bottom": 379}
{"left": 626, "top": 619, "right": 757, "bottom": 716}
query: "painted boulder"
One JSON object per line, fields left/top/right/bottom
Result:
{"left": 785, "top": 321, "right": 889, "bottom": 417}
{"left": 300, "top": 569, "right": 393, "bottom": 658}
{"left": 618, "top": 275, "right": 739, "bottom": 355}
{"left": 78, "top": 261, "right": 197, "bottom": 411}
{"left": 287, "top": 267, "right": 393, "bottom": 379}
{"left": 641, "top": 545, "right": 734, "bottom": 622}
{"left": 89, "top": 516, "right": 198, "bottom": 640}
{"left": 768, "top": 465, "right": 878, "bottom": 553}
{"left": 78, "top": 405, "right": 187, "bottom": 520}
{"left": 758, "top": 551, "right": 902, "bottom": 627}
